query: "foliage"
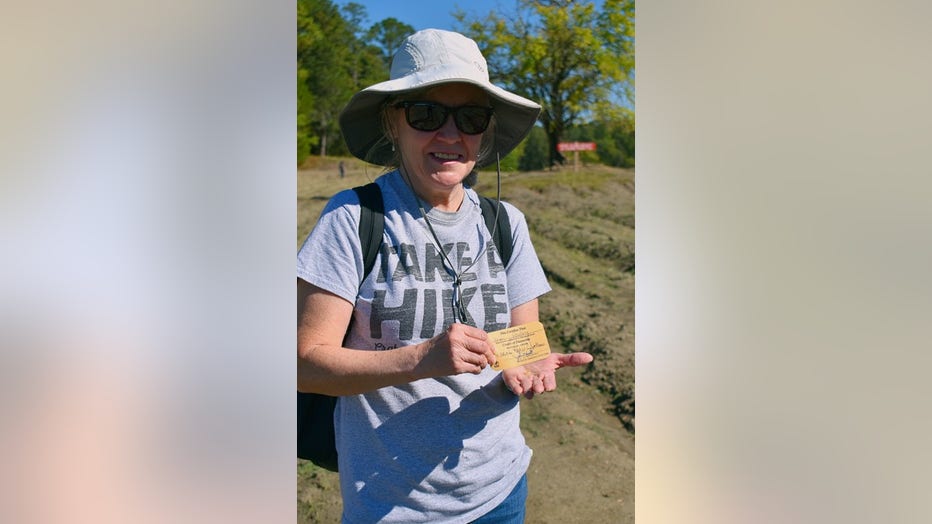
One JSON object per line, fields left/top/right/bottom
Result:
{"left": 366, "top": 18, "right": 416, "bottom": 75}
{"left": 297, "top": 68, "right": 319, "bottom": 165}
{"left": 297, "top": 0, "right": 353, "bottom": 159}
{"left": 341, "top": 3, "right": 387, "bottom": 91}
{"left": 518, "top": 126, "right": 549, "bottom": 171}
{"left": 566, "top": 104, "right": 634, "bottom": 168}
{"left": 455, "top": 0, "right": 634, "bottom": 168}
{"left": 296, "top": 2, "right": 322, "bottom": 166}
{"left": 297, "top": 0, "right": 386, "bottom": 164}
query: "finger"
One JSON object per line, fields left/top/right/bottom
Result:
{"left": 515, "top": 375, "right": 532, "bottom": 398}
{"left": 519, "top": 374, "right": 534, "bottom": 394}
{"left": 449, "top": 343, "right": 485, "bottom": 373}
{"left": 465, "top": 336, "right": 496, "bottom": 368}
{"left": 536, "top": 376, "right": 546, "bottom": 394}
{"left": 460, "top": 331, "right": 492, "bottom": 354}
{"left": 531, "top": 375, "right": 545, "bottom": 395}
{"left": 555, "top": 352, "right": 594, "bottom": 368}
{"left": 459, "top": 362, "right": 485, "bottom": 375}
{"left": 542, "top": 373, "right": 557, "bottom": 392}
{"left": 462, "top": 351, "right": 488, "bottom": 371}
{"left": 454, "top": 322, "right": 489, "bottom": 342}
{"left": 504, "top": 376, "right": 522, "bottom": 395}
{"left": 484, "top": 343, "right": 497, "bottom": 367}
{"left": 484, "top": 338, "right": 497, "bottom": 366}
{"left": 446, "top": 323, "right": 480, "bottom": 350}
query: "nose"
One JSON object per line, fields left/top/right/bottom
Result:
{"left": 435, "top": 112, "right": 461, "bottom": 141}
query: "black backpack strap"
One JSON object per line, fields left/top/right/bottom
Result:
{"left": 478, "top": 196, "right": 513, "bottom": 267}
{"left": 355, "top": 185, "right": 507, "bottom": 272}
{"left": 352, "top": 183, "right": 384, "bottom": 283}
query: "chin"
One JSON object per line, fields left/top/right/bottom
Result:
{"left": 427, "top": 164, "right": 471, "bottom": 182}
{"left": 434, "top": 171, "right": 471, "bottom": 186}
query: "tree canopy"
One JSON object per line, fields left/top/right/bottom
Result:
{"left": 297, "top": 0, "right": 386, "bottom": 161}
{"left": 367, "top": 18, "right": 416, "bottom": 75}
{"left": 456, "top": 0, "right": 634, "bottom": 167}
{"left": 297, "top": 0, "right": 634, "bottom": 170}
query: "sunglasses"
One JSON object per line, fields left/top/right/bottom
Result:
{"left": 394, "top": 101, "right": 494, "bottom": 135}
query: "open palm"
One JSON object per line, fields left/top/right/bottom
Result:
{"left": 501, "top": 352, "right": 593, "bottom": 399}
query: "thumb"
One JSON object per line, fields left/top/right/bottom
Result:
{"left": 555, "top": 352, "right": 594, "bottom": 368}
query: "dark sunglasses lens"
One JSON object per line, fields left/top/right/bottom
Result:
{"left": 406, "top": 103, "right": 448, "bottom": 131}
{"left": 455, "top": 106, "right": 492, "bottom": 134}
{"left": 401, "top": 102, "right": 491, "bottom": 134}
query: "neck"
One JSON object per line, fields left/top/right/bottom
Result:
{"left": 399, "top": 167, "right": 465, "bottom": 212}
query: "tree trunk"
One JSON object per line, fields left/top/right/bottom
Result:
{"left": 318, "top": 113, "right": 330, "bottom": 157}
{"left": 545, "top": 126, "right": 566, "bottom": 168}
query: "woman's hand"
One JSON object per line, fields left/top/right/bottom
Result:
{"left": 502, "top": 352, "right": 594, "bottom": 399}
{"left": 415, "top": 323, "right": 499, "bottom": 378}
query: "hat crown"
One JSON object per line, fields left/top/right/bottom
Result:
{"left": 390, "top": 29, "right": 489, "bottom": 83}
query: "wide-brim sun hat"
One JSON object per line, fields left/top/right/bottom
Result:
{"left": 339, "top": 28, "right": 541, "bottom": 168}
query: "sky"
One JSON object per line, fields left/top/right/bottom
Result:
{"left": 335, "top": 0, "right": 511, "bottom": 32}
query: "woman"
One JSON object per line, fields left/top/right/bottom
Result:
{"left": 297, "top": 29, "right": 593, "bottom": 523}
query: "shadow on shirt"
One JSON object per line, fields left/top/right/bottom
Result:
{"left": 349, "top": 378, "right": 517, "bottom": 521}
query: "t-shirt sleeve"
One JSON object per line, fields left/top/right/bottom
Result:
{"left": 296, "top": 189, "right": 364, "bottom": 305}
{"left": 501, "top": 202, "right": 551, "bottom": 308}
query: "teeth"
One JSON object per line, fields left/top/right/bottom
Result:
{"left": 433, "top": 152, "right": 459, "bottom": 160}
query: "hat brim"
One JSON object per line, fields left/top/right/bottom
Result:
{"left": 339, "top": 76, "right": 541, "bottom": 168}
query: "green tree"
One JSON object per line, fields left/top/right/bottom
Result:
{"left": 297, "top": 0, "right": 351, "bottom": 157}
{"left": 518, "top": 126, "right": 548, "bottom": 171}
{"left": 341, "top": 2, "right": 370, "bottom": 87}
{"left": 341, "top": 4, "right": 387, "bottom": 106}
{"left": 297, "top": 67, "right": 319, "bottom": 165}
{"left": 593, "top": 104, "right": 634, "bottom": 168}
{"left": 366, "top": 18, "right": 416, "bottom": 75}
{"left": 456, "top": 0, "right": 634, "bottom": 167}
{"left": 296, "top": 1, "right": 323, "bottom": 164}
{"left": 297, "top": 0, "right": 390, "bottom": 162}
{"left": 566, "top": 104, "right": 634, "bottom": 168}
{"left": 297, "top": 0, "right": 363, "bottom": 158}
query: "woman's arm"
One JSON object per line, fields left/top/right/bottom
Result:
{"left": 297, "top": 279, "right": 498, "bottom": 396}
{"left": 509, "top": 298, "right": 540, "bottom": 326}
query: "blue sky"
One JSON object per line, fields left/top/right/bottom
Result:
{"left": 335, "top": 0, "right": 512, "bottom": 32}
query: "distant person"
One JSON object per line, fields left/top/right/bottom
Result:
{"left": 297, "top": 29, "right": 593, "bottom": 523}
{"left": 338, "top": 160, "right": 345, "bottom": 178}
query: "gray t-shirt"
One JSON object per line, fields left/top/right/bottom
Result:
{"left": 297, "top": 170, "right": 551, "bottom": 523}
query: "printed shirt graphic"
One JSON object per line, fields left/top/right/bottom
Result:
{"left": 297, "top": 170, "right": 551, "bottom": 523}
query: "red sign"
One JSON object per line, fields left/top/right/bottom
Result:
{"left": 557, "top": 141, "right": 597, "bottom": 152}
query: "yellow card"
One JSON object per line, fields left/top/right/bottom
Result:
{"left": 489, "top": 322, "right": 552, "bottom": 371}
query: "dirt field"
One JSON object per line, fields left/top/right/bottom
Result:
{"left": 297, "top": 158, "right": 634, "bottom": 523}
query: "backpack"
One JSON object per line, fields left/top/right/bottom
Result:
{"left": 297, "top": 183, "right": 513, "bottom": 471}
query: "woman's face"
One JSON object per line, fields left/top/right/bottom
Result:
{"left": 392, "top": 83, "right": 489, "bottom": 200}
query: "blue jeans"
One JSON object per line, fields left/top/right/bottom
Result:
{"left": 470, "top": 474, "right": 527, "bottom": 524}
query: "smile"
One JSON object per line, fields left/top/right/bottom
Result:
{"left": 431, "top": 152, "right": 461, "bottom": 161}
